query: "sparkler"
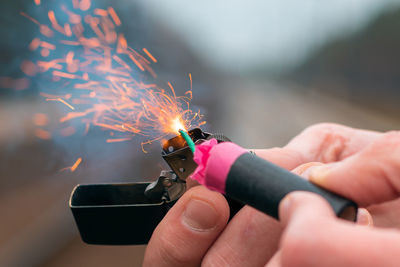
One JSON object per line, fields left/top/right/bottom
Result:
{"left": 22, "top": 0, "right": 205, "bottom": 157}
{"left": 179, "top": 129, "right": 195, "bottom": 153}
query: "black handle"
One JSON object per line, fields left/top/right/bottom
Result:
{"left": 226, "top": 153, "right": 357, "bottom": 221}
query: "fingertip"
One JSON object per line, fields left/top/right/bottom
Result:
{"left": 291, "top": 162, "right": 324, "bottom": 178}
{"left": 144, "top": 186, "right": 229, "bottom": 267}
{"left": 308, "top": 165, "right": 332, "bottom": 186}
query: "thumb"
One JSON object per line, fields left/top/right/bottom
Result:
{"left": 307, "top": 132, "right": 400, "bottom": 207}
{"left": 143, "top": 186, "right": 229, "bottom": 267}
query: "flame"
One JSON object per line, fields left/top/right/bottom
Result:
{"left": 23, "top": 0, "right": 205, "bottom": 151}
{"left": 170, "top": 117, "right": 186, "bottom": 134}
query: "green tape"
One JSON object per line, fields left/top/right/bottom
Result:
{"left": 179, "top": 129, "right": 195, "bottom": 153}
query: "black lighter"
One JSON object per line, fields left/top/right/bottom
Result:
{"left": 69, "top": 128, "right": 240, "bottom": 245}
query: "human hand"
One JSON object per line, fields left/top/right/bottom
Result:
{"left": 268, "top": 128, "right": 400, "bottom": 266}
{"left": 143, "top": 123, "right": 394, "bottom": 266}
{"left": 266, "top": 190, "right": 400, "bottom": 267}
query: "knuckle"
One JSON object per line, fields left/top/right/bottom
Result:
{"left": 300, "top": 123, "right": 347, "bottom": 162}
{"left": 302, "top": 123, "right": 343, "bottom": 136}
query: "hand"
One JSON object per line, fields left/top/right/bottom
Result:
{"left": 268, "top": 191, "right": 400, "bottom": 267}
{"left": 268, "top": 130, "right": 400, "bottom": 266}
{"left": 143, "top": 123, "right": 393, "bottom": 266}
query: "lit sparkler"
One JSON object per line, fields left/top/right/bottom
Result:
{"left": 23, "top": 0, "right": 205, "bottom": 155}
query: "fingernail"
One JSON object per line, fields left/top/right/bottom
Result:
{"left": 356, "top": 208, "right": 374, "bottom": 227}
{"left": 308, "top": 166, "right": 331, "bottom": 185}
{"left": 292, "top": 162, "right": 324, "bottom": 178}
{"left": 182, "top": 198, "right": 219, "bottom": 231}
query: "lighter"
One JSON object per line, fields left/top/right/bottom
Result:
{"left": 69, "top": 128, "right": 240, "bottom": 245}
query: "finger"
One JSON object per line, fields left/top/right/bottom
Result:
{"left": 367, "top": 198, "right": 400, "bottom": 228}
{"left": 278, "top": 191, "right": 400, "bottom": 267}
{"left": 307, "top": 131, "right": 400, "bottom": 206}
{"left": 291, "top": 162, "right": 324, "bottom": 177}
{"left": 202, "top": 147, "right": 305, "bottom": 266}
{"left": 202, "top": 206, "right": 282, "bottom": 267}
{"left": 143, "top": 186, "right": 229, "bottom": 267}
{"left": 255, "top": 123, "right": 381, "bottom": 166}
{"left": 265, "top": 251, "right": 282, "bottom": 267}
{"left": 285, "top": 123, "right": 381, "bottom": 163}
{"left": 293, "top": 162, "right": 373, "bottom": 226}
{"left": 279, "top": 191, "right": 336, "bottom": 227}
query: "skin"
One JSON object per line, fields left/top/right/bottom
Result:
{"left": 143, "top": 123, "right": 400, "bottom": 266}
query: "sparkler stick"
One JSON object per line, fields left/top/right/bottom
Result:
{"left": 179, "top": 129, "right": 195, "bottom": 153}
{"left": 191, "top": 140, "right": 358, "bottom": 221}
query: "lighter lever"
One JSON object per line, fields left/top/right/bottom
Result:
{"left": 70, "top": 128, "right": 241, "bottom": 245}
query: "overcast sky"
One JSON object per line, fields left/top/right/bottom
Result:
{"left": 138, "top": 0, "right": 400, "bottom": 72}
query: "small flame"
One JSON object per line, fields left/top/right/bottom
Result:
{"left": 170, "top": 116, "right": 186, "bottom": 134}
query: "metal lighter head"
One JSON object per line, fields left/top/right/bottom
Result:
{"left": 69, "top": 128, "right": 233, "bottom": 245}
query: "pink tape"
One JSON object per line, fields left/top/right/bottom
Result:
{"left": 191, "top": 139, "right": 248, "bottom": 194}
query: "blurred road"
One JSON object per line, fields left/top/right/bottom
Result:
{"left": 1, "top": 80, "right": 400, "bottom": 267}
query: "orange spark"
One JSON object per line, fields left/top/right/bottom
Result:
{"left": 40, "top": 41, "right": 56, "bottom": 50}
{"left": 34, "top": 129, "right": 51, "bottom": 140}
{"left": 94, "top": 9, "right": 108, "bottom": 16}
{"left": 52, "top": 70, "right": 79, "bottom": 79}
{"left": 41, "top": 49, "right": 50, "bottom": 57}
{"left": 40, "top": 25, "right": 54, "bottom": 37}
{"left": 20, "top": 12, "right": 39, "bottom": 25}
{"left": 128, "top": 54, "right": 145, "bottom": 71}
{"left": 34, "top": 0, "right": 41, "bottom": 5}
{"left": 106, "top": 137, "right": 132, "bottom": 143}
{"left": 142, "top": 48, "right": 157, "bottom": 63}
{"left": 79, "top": 0, "right": 91, "bottom": 11}
{"left": 20, "top": 60, "right": 37, "bottom": 76}
{"left": 64, "top": 24, "right": 72, "bottom": 36}
{"left": 22, "top": 2, "right": 205, "bottom": 151}
{"left": 29, "top": 38, "right": 41, "bottom": 51}
{"left": 33, "top": 113, "right": 49, "bottom": 126}
{"left": 46, "top": 98, "right": 75, "bottom": 110}
{"left": 167, "top": 82, "right": 177, "bottom": 99}
{"left": 61, "top": 157, "right": 82, "bottom": 172}
{"left": 107, "top": 7, "right": 121, "bottom": 26}
{"left": 71, "top": 158, "right": 82, "bottom": 171}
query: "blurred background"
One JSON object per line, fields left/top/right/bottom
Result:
{"left": 1, "top": 0, "right": 400, "bottom": 266}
